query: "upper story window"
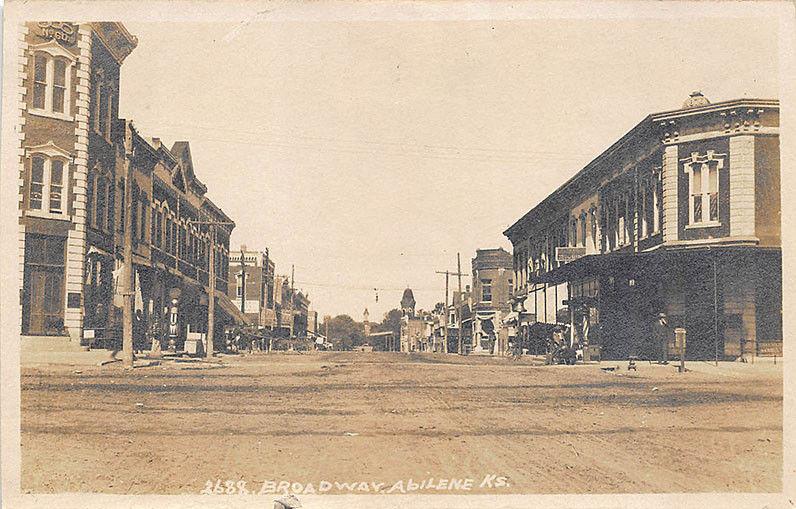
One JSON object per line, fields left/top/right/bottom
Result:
{"left": 87, "top": 165, "right": 113, "bottom": 233}
{"left": 26, "top": 142, "right": 71, "bottom": 218}
{"left": 683, "top": 151, "right": 725, "bottom": 227}
{"left": 481, "top": 279, "right": 492, "bottom": 303}
{"left": 29, "top": 42, "right": 75, "bottom": 120}
{"left": 92, "top": 68, "right": 117, "bottom": 142}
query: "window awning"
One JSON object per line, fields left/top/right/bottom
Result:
{"left": 530, "top": 252, "right": 650, "bottom": 285}
{"left": 214, "top": 289, "right": 250, "bottom": 325}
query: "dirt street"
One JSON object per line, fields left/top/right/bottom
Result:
{"left": 21, "top": 352, "right": 782, "bottom": 495}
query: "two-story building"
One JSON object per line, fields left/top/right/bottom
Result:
{"left": 504, "top": 93, "right": 781, "bottom": 360}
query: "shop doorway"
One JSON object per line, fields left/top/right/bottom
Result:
{"left": 22, "top": 235, "right": 66, "bottom": 335}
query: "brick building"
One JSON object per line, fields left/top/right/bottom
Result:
{"left": 17, "top": 22, "right": 242, "bottom": 352}
{"left": 469, "top": 248, "right": 514, "bottom": 355}
{"left": 504, "top": 93, "right": 781, "bottom": 360}
{"left": 17, "top": 22, "right": 137, "bottom": 344}
{"left": 228, "top": 246, "right": 276, "bottom": 327}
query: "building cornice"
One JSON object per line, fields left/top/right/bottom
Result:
{"left": 89, "top": 22, "right": 137, "bottom": 65}
{"left": 503, "top": 97, "right": 778, "bottom": 242}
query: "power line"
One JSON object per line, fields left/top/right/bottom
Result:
{"left": 132, "top": 119, "right": 596, "bottom": 165}
{"left": 141, "top": 118, "right": 596, "bottom": 157}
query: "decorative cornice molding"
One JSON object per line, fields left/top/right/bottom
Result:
{"left": 89, "top": 22, "right": 137, "bottom": 65}
{"left": 26, "top": 140, "right": 73, "bottom": 159}
{"left": 29, "top": 39, "right": 77, "bottom": 61}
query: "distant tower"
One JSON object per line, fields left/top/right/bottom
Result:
{"left": 363, "top": 308, "right": 371, "bottom": 337}
{"left": 401, "top": 288, "right": 416, "bottom": 318}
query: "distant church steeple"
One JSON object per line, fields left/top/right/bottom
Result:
{"left": 363, "top": 308, "right": 371, "bottom": 336}
{"left": 401, "top": 288, "right": 416, "bottom": 318}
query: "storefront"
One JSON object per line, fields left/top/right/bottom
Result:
{"left": 22, "top": 234, "right": 66, "bottom": 336}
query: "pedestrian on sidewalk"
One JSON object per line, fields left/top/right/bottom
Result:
{"left": 654, "top": 312, "right": 669, "bottom": 364}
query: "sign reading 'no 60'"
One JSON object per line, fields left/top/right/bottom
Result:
{"left": 37, "top": 22, "right": 77, "bottom": 46}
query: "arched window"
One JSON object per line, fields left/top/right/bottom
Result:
{"left": 29, "top": 41, "right": 75, "bottom": 119}
{"left": 26, "top": 142, "right": 71, "bottom": 217}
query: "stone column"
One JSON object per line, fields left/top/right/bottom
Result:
{"left": 661, "top": 144, "right": 679, "bottom": 243}
{"left": 17, "top": 23, "right": 30, "bottom": 333}
{"left": 63, "top": 25, "right": 93, "bottom": 342}
{"left": 729, "top": 135, "right": 756, "bottom": 237}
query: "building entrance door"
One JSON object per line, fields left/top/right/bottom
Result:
{"left": 26, "top": 268, "right": 64, "bottom": 334}
{"left": 22, "top": 235, "right": 66, "bottom": 335}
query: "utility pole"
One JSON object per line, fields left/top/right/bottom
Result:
{"left": 435, "top": 271, "right": 450, "bottom": 354}
{"left": 437, "top": 263, "right": 468, "bottom": 355}
{"left": 208, "top": 225, "right": 215, "bottom": 360}
{"left": 290, "top": 264, "right": 295, "bottom": 336}
{"left": 239, "top": 247, "right": 246, "bottom": 316}
{"left": 189, "top": 220, "right": 235, "bottom": 360}
{"left": 457, "top": 253, "right": 463, "bottom": 355}
{"left": 121, "top": 122, "right": 135, "bottom": 369}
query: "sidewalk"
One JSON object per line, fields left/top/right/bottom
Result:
{"left": 21, "top": 348, "right": 120, "bottom": 367}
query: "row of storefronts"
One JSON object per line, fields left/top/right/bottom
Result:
{"left": 227, "top": 247, "right": 314, "bottom": 338}
{"left": 399, "top": 249, "right": 515, "bottom": 356}
{"left": 17, "top": 22, "right": 246, "bottom": 352}
{"left": 504, "top": 93, "right": 782, "bottom": 360}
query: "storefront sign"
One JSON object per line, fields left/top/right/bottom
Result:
{"left": 556, "top": 246, "right": 586, "bottom": 264}
{"left": 37, "top": 22, "right": 77, "bottom": 46}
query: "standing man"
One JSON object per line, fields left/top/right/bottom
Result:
{"left": 654, "top": 312, "right": 670, "bottom": 364}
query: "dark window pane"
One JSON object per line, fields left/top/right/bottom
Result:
{"left": 33, "top": 55, "right": 47, "bottom": 110}
{"left": 693, "top": 195, "right": 702, "bottom": 223}
{"left": 45, "top": 236, "right": 65, "bottom": 265}
{"left": 33, "top": 83, "right": 46, "bottom": 109}
{"left": 53, "top": 59, "right": 66, "bottom": 86}
{"left": 106, "top": 183, "right": 114, "bottom": 231}
{"left": 26, "top": 236, "right": 46, "bottom": 263}
{"left": 50, "top": 160, "right": 63, "bottom": 185}
{"left": 99, "top": 87, "right": 108, "bottom": 135}
{"left": 34, "top": 55, "right": 47, "bottom": 82}
{"left": 52, "top": 87, "right": 65, "bottom": 113}
{"left": 709, "top": 193, "right": 719, "bottom": 221}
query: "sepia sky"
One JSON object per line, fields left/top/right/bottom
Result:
{"left": 118, "top": 16, "right": 779, "bottom": 320}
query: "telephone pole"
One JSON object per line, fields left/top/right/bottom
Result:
{"left": 437, "top": 262, "right": 468, "bottom": 356}
{"left": 121, "top": 122, "right": 135, "bottom": 369}
{"left": 189, "top": 220, "right": 234, "bottom": 360}
{"left": 290, "top": 264, "right": 295, "bottom": 336}
{"left": 239, "top": 247, "right": 246, "bottom": 316}
{"left": 457, "top": 252, "right": 464, "bottom": 355}
{"left": 208, "top": 226, "right": 215, "bottom": 360}
{"left": 436, "top": 271, "right": 449, "bottom": 354}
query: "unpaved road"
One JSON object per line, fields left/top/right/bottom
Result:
{"left": 21, "top": 352, "right": 781, "bottom": 494}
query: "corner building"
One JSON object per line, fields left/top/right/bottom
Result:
{"left": 504, "top": 93, "right": 781, "bottom": 360}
